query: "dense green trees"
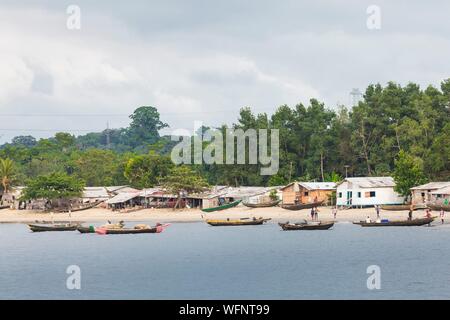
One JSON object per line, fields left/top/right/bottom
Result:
{"left": 393, "top": 150, "right": 427, "bottom": 199}
{"left": 21, "top": 173, "right": 85, "bottom": 207}
{"left": 124, "top": 153, "right": 173, "bottom": 188}
{"left": 0, "top": 80, "right": 449, "bottom": 189}
{"left": 160, "top": 166, "right": 209, "bottom": 209}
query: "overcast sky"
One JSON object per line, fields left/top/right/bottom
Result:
{"left": 0, "top": 1, "right": 449, "bottom": 142}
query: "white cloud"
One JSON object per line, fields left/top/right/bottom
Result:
{"left": 0, "top": 1, "right": 449, "bottom": 142}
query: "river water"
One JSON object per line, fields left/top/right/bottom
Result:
{"left": 1, "top": 221, "right": 449, "bottom": 299}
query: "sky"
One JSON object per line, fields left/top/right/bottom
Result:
{"left": 0, "top": 0, "right": 449, "bottom": 142}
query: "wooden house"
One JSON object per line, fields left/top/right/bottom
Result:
{"left": 281, "top": 182, "right": 336, "bottom": 205}
{"left": 410, "top": 182, "right": 450, "bottom": 206}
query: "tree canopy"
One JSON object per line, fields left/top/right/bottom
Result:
{"left": 21, "top": 173, "right": 85, "bottom": 202}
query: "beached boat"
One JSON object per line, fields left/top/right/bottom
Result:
{"left": 427, "top": 204, "right": 450, "bottom": 212}
{"left": 281, "top": 200, "right": 324, "bottom": 211}
{"left": 201, "top": 200, "right": 242, "bottom": 212}
{"left": 279, "top": 221, "right": 334, "bottom": 230}
{"left": 353, "top": 217, "right": 435, "bottom": 227}
{"left": 28, "top": 223, "right": 79, "bottom": 232}
{"left": 51, "top": 201, "right": 103, "bottom": 213}
{"left": 380, "top": 204, "right": 427, "bottom": 211}
{"left": 242, "top": 200, "right": 280, "bottom": 208}
{"left": 206, "top": 217, "right": 271, "bottom": 226}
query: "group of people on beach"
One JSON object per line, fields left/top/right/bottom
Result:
{"left": 310, "top": 206, "right": 320, "bottom": 221}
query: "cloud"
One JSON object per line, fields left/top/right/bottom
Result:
{"left": 0, "top": 1, "right": 449, "bottom": 142}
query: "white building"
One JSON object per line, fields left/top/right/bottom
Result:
{"left": 336, "top": 177, "right": 404, "bottom": 207}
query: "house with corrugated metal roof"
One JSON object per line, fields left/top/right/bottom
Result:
{"left": 411, "top": 182, "right": 450, "bottom": 206}
{"left": 280, "top": 182, "right": 336, "bottom": 206}
{"left": 336, "top": 177, "right": 404, "bottom": 207}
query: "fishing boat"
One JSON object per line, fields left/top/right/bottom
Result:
{"left": 28, "top": 223, "right": 79, "bottom": 232}
{"left": 34, "top": 220, "right": 84, "bottom": 224}
{"left": 206, "top": 217, "right": 271, "bottom": 226}
{"left": 51, "top": 201, "right": 103, "bottom": 213}
{"left": 427, "top": 204, "right": 450, "bottom": 212}
{"left": 281, "top": 200, "right": 324, "bottom": 211}
{"left": 103, "top": 227, "right": 159, "bottom": 234}
{"left": 77, "top": 221, "right": 125, "bottom": 233}
{"left": 201, "top": 200, "right": 242, "bottom": 213}
{"left": 96, "top": 223, "right": 169, "bottom": 235}
{"left": 353, "top": 217, "right": 435, "bottom": 227}
{"left": 380, "top": 204, "right": 427, "bottom": 211}
{"left": 279, "top": 221, "right": 334, "bottom": 230}
{"left": 242, "top": 200, "right": 281, "bottom": 208}
{"left": 77, "top": 225, "right": 97, "bottom": 233}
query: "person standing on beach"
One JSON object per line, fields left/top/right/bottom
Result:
{"left": 408, "top": 208, "right": 413, "bottom": 221}
{"left": 375, "top": 205, "right": 380, "bottom": 219}
{"left": 310, "top": 207, "right": 315, "bottom": 221}
{"left": 332, "top": 207, "right": 337, "bottom": 220}
{"left": 314, "top": 207, "right": 319, "bottom": 221}
{"left": 440, "top": 208, "right": 445, "bottom": 224}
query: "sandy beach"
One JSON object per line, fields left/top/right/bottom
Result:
{"left": 0, "top": 205, "right": 439, "bottom": 224}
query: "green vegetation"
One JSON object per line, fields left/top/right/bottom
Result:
{"left": 159, "top": 166, "right": 209, "bottom": 209}
{"left": 393, "top": 150, "right": 427, "bottom": 199}
{"left": 21, "top": 173, "right": 85, "bottom": 207}
{"left": 0, "top": 158, "right": 15, "bottom": 193}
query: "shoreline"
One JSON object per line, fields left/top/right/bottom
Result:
{"left": 0, "top": 205, "right": 442, "bottom": 225}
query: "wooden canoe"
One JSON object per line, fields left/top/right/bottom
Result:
{"left": 206, "top": 217, "right": 271, "bottom": 226}
{"left": 77, "top": 226, "right": 96, "bottom": 233}
{"left": 104, "top": 227, "right": 159, "bottom": 234}
{"left": 281, "top": 200, "right": 324, "bottom": 211}
{"left": 28, "top": 223, "right": 79, "bottom": 232}
{"left": 427, "top": 204, "right": 450, "bottom": 212}
{"left": 381, "top": 204, "right": 417, "bottom": 211}
{"left": 279, "top": 221, "right": 334, "bottom": 230}
{"left": 353, "top": 217, "right": 435, "bottom": 227}
{"left": 51, "top": 201, "right": 102, "bottom": 213}
{"left": 242, "top": 200, "right": 281, "bottom": 208}
{"left": 201, "top": 200, "right": 242, "bottom": 212}
{"left": 78, "top": 222, "right": 125, "bottom": 233}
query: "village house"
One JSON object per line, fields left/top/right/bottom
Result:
{"left": 336, "top": 177, "right": 404, "bottom": 208}
{"left": 410, "top": 182, "right": 450, "bottom": 206}
{"left": 280, "top": 182, "right": 336, "bottom": 206}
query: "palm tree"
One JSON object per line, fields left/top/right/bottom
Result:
{"left": 0, "top": 158, "right": 15, "bottom": 193}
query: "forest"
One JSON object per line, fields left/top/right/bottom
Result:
{"left": 1, "top": 79, "right": 449, "bottom": 193}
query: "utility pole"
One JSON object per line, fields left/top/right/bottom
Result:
{"left": 344, "top": 165, "right": 350, "bottom": 178}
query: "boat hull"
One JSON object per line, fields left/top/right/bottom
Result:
{"left": 104, "top": 227, "right": 158, "bottom": 234}
{"left": 206, "top": 218, "right": 270, "bottom": 226}
{"left": 77, "top": 226, "right": 96, "bottom": 233}
{"left": 380, "top": 204, "right": 425, "bottom": 211}
{"left": 427, "top": 204, "right": 450, "bottom": 212}
{"left": 201, "top": 200, "right": 242, "bottom": 212}
{"left": 242, "top": 200, "right": 280, "bottom": 208}
{"left": 279, "top": 221, "right": 334, "bottom": 230}
{"left": 354, "top": 217, "right": 435, "bottom": 227}
{"left": 28, "top": 224, "right": 79, "bottom": 232}
{"left": 281, "top": 200, "right": 324, "bottom": 211}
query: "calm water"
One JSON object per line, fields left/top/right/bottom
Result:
{"left": 1, "top": 221, "right": 450, "bottom": 299}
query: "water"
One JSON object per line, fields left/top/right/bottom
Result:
{"left": 1, "top": 221, "right": 450, "bottom": 299}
